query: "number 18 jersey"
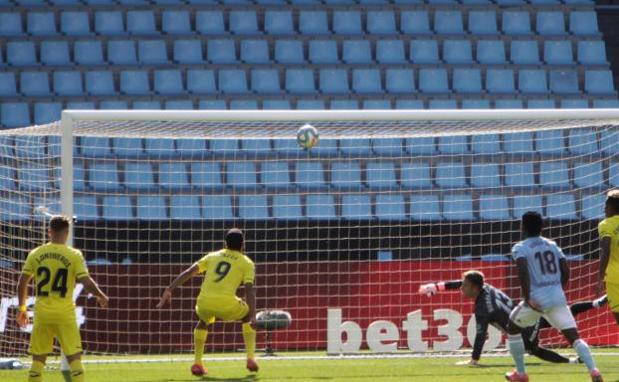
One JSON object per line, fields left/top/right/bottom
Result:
{"left": 511, "top": 236, "right": 567, "bottom": 310}
{"left": 195, "top": 249, "right": 255, "bottom": 301}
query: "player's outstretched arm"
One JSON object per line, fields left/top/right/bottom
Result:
{"left": 418, "top": 280, "right": 462, "bottom": 296}
{"left": 78, "top": 276, "right": 109, "bottom": 308}
{"left": 157, "top": 264, "right": 199, "bottom": 308}
{"left": 16, "top": 273, "right": 33, "bottom": 328}
{"left": 597, "top": 237, "right": 611, "bottom": 295}
{"left": 245, "top": 283, "right": 256, "bottom": 327}
{"left": 466, "top": 319, "right": 489, "bottom": 366}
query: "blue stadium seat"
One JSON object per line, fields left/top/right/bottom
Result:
{"left": 593, "top": 99, "right": 619, "bottom": 108}
{"left": 27, "top": 12, "right": 57, "bottom": 36}
{"left": 262, "top": 100, "right": 291, "bottom": 109}
{"left": 202, "top": 195, "right": 234, "bottom": 220}
{"left": 196, "top": 11, "right": 225, "bottom": 35}
{"left": 0, "top": 164, "right": 15, "bottom": 191}
{"left": 471, "top": 163, "right": 501, "bottom": 187}
{"left": 527, "top": 99, "right": 555, "bottom": 109}
{"left": 495, "top": 99, "right": 522, "bottom": 110}
{"left": 429, "top": 99, "right": 457, "bottom": 109}
{"left": 219, "top": 69, "right": 249, "bottom": 94}
{"left": 75, "top": 41, "right": 105, "bottom": 65}
{"left": 174, "top": 40, "right": 204, "bottom": 64}
{"left": 272, "top": 194, "right": 303, "bottom": 220}
{"left": 544, "top": 40, "right": 573, "bottom": 65}
{"left": 66, "top": 101, "right": 95, "bottom": 110}
{"left": 375, "top": 194, "right": 407, "bottom": 220}
{"left": 40, "top": 41, "right": 71, "bottom": 66}
{"left": 112, "top": 138, "right": 145, "bottom": 158}
{"left": 208, "top": 40, "right": 237, "bottom": 64}
{"left": 405, "top": 137, "right": 436, "bottom": 156}
{"left": 385, "top": 69, "right": 416, "bottom": 94}
{"left": 333, "top": 11, "right": 362, "bottom": 35}
{"left": 560, "top": 99, "right": 589, "bottom": 108}
{"left": 363, "top": 100, "right": 391, "bottom": 109}
{"left": 162, "top": 10, "right": 192, "bottom": 35}
{"left": 132, "top": 101, "right": 161, "bottom": 109}
{"left": 272, "top": 139, "right": 305, "bottom": 156}
{"left": 570, "top": 11, "right": 599, "bottom": 36}
{"left": 108, "top": 40, "right": 138, "bottom": 65}
{"left": 102, "top": 196, "right": 134, "bottom": 220}
{"left": 320, "top": 69, "right": 349, "bottom": 95}
{"left": 343, "top": 40, "right": 372, "bottom": 64}
{"left": 138, "top": 40, "right": 168, "bottom": 65}
{"left": 309, "top": 40, "right": 339, "bottom": 64}
{"left": 239, "top": 139, "right": 271, "bottom": 156}
{"left": 306, "top": 194, "right": 336, "bottom": 220}
{"left": 443, "top": 40, "right": 473, "bottom": 64}
{"left": 120, "top": 70, "right": 150, "bottom": 95}
{"left": 7, "top": 41, "right": 37, "bottom": 66}
{"left": 145, "top": 138, "right": 176, "bottom": 157}
{"left": 410, "top": 195, "right": 442, "bottom": 221}
{"left": 34, "top": 102, "right": 62, "bottom": 125}
{"left": 610, "top": 162, "right": 619, "bottom": 187}
{"left": 410, "top": 39, "right": 439, "bottom": 64}
{"left": 239, "top": 195, "right": 269, "bottom": 219}
{"left": 95, "top": 11, "right": 125, "bottom": 35}
{"left": 436, "top": 162, "right": 467, "bottom": 188}
{"left": 536, "top": 130, "right": 566, "bottom": 155}
{"left": 471, "top": 134, "right": 500, "bottom": 153}
{"left": 476, "top": 40, "right": 506, "bottom": 64}
{"left": 100, "top": 101, "right": 128, "bottom": 109}
{"left": 372, "top": 138, "right": 403, "bottom": 156}
{"left": 486, "top": 69, "right": 515, "bottom": 94}
{"left": 539, "top": 162, "right": 570, "bottom": 188}
{"left": 209, "top": 139, "right": 239, "bottom": 156}
{"left": 187, "top": 69, "right": 216, "bottom": 95}
{"left": 479, "top": 195, "right": 510, "bottom": 220}
{"left": 0, "top": 13, "right": 22, "bottom": 37}
{"left": 190, "top": 162, "right": 223, "bottom": 190}
{"left": 505, "top": 162, "right": 535, "bottom": 187}
{"left": 124, "top": 163, "right": 155, "bottom": 191}
{"left": 299, "top": 11, "right": 329, "bottom": 35}
{"left": 127, "top": 10, "right": 157, "bottom": 36}
{"left": 453, "top": 68, "right": 482, "bottom": 94}
{"left": 439, "top": 136, "right": 469, "bottom": 154}
{"left": 53, "top": 71, "right": 83, "bottom": 96}
{"left": 265, "top": 11, "right": 294, "bottom": 35}
{"left": 549, "top": 70, "right": 579, "bottom": 95}
{"left": 401, "top": 11, "right": 431, "bottom": 35}
{"left": 341, "top": 194, "right": 372, "bottom": 220}
{"left": 469, "top": 11, "right": 498, "bottom": 35}
{"left": 154, "top": 70, "right": 184, "bottom": 95}
{"left": 170, "top": 195, "right": 201, "bottom": 220}
{"left": 518, "top": 69, "right": 548, "bottom": 95}
{"left": 251, "top": 69, "right": 281, "bottom": 94}
{"left": 61, "top": 11, "right": 90, "bottom": 36}
{"left": 20, "top": 72, "right": 50, "bottom": 97}
{"left": 241, "top": 40, "right": 270, "bottom": 64}
{"left": 261, "top": 162, "right": 291, "bottom": 190}
{"left": 198, "top": 100, "right": 226, "bottom": 109}
{"left": 581, "top": 194, "right": 606, "bottom": 220}
{"left": 537, "top": 11, "right": 566, "bottom": 36}
{"left": 366, "top": 161, "right": 397, "bottom": 190}
{"left": 502, "top": 11, "right": 532, "bottom": 35}
{"left": 573, "top": 162, "right": 603, "bottom": 188}
{"left": 443, "top": 194, "right": 474, "bottom": 220}
{"left": 462, "top": 99, "right": 491, "bottom": 109}
{"left": 419, "top": 68, "right": 449, "bottom": 94}
{"left": 546, "top": 194, "right": 577, "bottom": 220}
{"left": 330, "top": 100, "right": 358, "bottom": 110}
{"left": 295, "top": 162, "right": 326, "bottom": 190}
{"left": 89, "top": 163, "right": 121, "bottom": 192}
{"left": 230, "top": 10, "right": 259, "bottom": 35}
{"left": 159, "top": 163, "right": 189, "bottom": 190}
{"left": 309, "top": 137, "right": 339, "bottom": 157}
{"left": 434, "top": 10, "right": 464, "bottom": 35}
{"left": 367, "top": 11, "right": 397, "bottom": 35}
{"left": 227, "top": 162, "right": 258, "bottom": 190}
{"left": 166, "top": 100, "right": 193, "bottom": 109}
{"left": 14, "top": 136, "right": 45, "bottom": 158}
{"left": 512, "top": 195, "right": 543, "bottom": 217}
{"left": 577, "top": 40, "right": 607, "bottom": 65}
{"left": 0, "top": 73, "right": 17, "bottom": 97}
{"left": 569, "top": 128, "right": 598, "bottom": 155}
{"left": 79, "top": 137, "right": 112, "bottom": 157}
{"left": 296, "top": 100, "right": 325, "bottom": 109}
{"left": 352, "top": 69, "right": 382, "bottom": 94}
{"left": 585, "top": 70, "right": 616, "bottom": 95}
{"left": 376, "top": 40, "right": 406, "bottom": 64}
{"left": 19, "top": 164, "right": 50, "bottom": 191}
{"left": 275, "top": 40, "right": 305, "bottom": 64}
{"left": 339, "top": 138, "right": 370, "bottom": 156}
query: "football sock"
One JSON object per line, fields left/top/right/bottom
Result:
{"left": 194, "top": 328, "right": 208, "bottom": 365}
{"left": 69, "top": 359, "right": 84, "bottom": 382}
{"left": 242, "top": 323, "right": 256, "bottom": 360}
{"left": 28, "top": 360, "right": 44, "bottom": 382}
{"left": 573, "top": 339, "right": 596, "bottom": 372}
{"left": 508, "top": 334, "right": 527, "bottom": 375}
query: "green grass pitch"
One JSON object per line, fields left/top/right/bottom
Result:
{"left": 2, "top": 351, "right": 618, "bottom": 381}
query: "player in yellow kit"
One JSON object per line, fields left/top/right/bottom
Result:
{"left": 16, "top": 215, "right": 109, "bottom": 382}
{"left": 597, "top": 189, "right": 619, "bottom": 325}
{"left": 157, "top": 228, "right": 258, "bottom": 376}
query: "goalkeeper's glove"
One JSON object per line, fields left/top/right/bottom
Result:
{"left": 418, "top": 282, "right": 445, "bottom": 297}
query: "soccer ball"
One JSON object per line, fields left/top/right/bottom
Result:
{"left": 296, "top": 124, "right": 319, "bottom": 150}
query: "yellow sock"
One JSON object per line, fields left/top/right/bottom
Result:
{"left": 194, "top": 328, "right": 208, "bottom": 365}
{"left": 242, "top": 323, "right": 256, "bottom": 360}
{"left": 69, "top": 359, "right": 84, "bottom": 382}
{"left": 28, "top": 360, "right": 44, "bottom": 382}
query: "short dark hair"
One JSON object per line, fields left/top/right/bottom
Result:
{"left": 49, "top": 215, "right": 71, "bottom": 233}
{"left": 522, "top": 211, "right": 543, "bottom": 236}
{"left": 463, "top": 270, "right": 484, "bottom": 288}
{"left": 606, "top": 190, "right": 619, "bottom": 213}
{"left": 225, "top": 228, "right": 244, "bottom": 251}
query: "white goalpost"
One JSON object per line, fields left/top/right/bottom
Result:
{"left": 1, "top": 109, "right": 618, "bottom": 365}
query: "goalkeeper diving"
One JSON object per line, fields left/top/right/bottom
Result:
{"left": 419, "top": 270, "right": 607, "bottom": 366}
{"left": 157, "top": 228, "right": 258, "bottom": 376}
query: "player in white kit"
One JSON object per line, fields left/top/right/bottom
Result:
{"left": 504, "top": 211, "right": 603, "bottom": 382}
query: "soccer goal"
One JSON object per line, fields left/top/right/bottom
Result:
{"left": 1, "top": 109, "right": 618, "bottom": 362}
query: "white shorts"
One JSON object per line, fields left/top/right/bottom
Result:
{"left": 509, "top": 301, "right": 577, "bottom": 331}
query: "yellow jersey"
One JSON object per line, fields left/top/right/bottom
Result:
{"left": 195, "top": 249, "right": 254, "bottom": 300}
{"left": 598, "top": 215, "right": 619, "bottom": 284}
{"left": 22, "top": 243, "right": 89, "bottom": 319}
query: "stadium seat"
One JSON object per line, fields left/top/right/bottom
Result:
{"left": 7, "top": 41, "right": 37, "bottom": 66}
{"left": 320, "top": 69, "right": 349, "bottom": 95}
{"left": 486, "top": 69, "right": 515, "bottom": 94}
{"left": 375, "top": 194, "right": 407, "bottom": 221}
{"left": 385, "top": 69, "right": 416, "bottom": 94}
{"left": 366, "top": 161, "right": 397, "bottom": 190}
{"left": 309, "top": 40, "right": 339, "bottom": 64}
{"left": 196, "top": 11, "right": 225, "bottom": 35}
{"left": 159, "top": 163, "right": 189, "bottom": 190}
{"left": 0, "top": 163, "right": 15, "bottom": 191}
{"left": 568, "top": 128, "right": 598, "bottom": 155}
{"left": 435, "top": 10, "right": 464, "bottom": 35}
{"left": 549, "top": 70, "right": 580, "bottom": 95}
{"left": 133, "top": 101, "right": 161, "bottom": 110}
{"left": 471, "top": 163, "right": 501, "bottom": 187}
{"left": 295, "top": 162, "right": 326, "bottom": 190}
{"left": 581, "top": 194, "right": 606, "bottom": 220}
{"left": 272, "top": 194, "right": 303, "bottom": 220}
{"left": 367, "top": 11, "right": 397, "bottom": 35}
{"left": 239, "top": 139, "right": 271, "bottom": 156}
{"left": 544, "top": 40, "right": 573, "bottom": 65}
{"left": 330, "top": 100, "right": 358, "bottom": 110}
{"left": 343, "top": 40, "right": 372, "bottom": 64}
{"left": 108, "top": 40, "right": 138, "bottom": 65}
{"left": 518, "top": 69, "right": 548, "bottom": 94}
{"left": 419, "top": 68, "right": 449, "bottom": 94}
{"left": 113, "top": 138, "right": 145, "bottom": 158}
{"left": 261, "top": 162, "right": 291, "bottom": 190}
{"left": 443, "top": 40, "right": 473, "bottom": 64}
{"left": 453, "top": 68, "right": 482, "bottom": 94}
{"left": 265, "top": 10, "right": 294, "bottom": 35}
{"left": 405, "top": 137, "right": 436, "bottom": 156}
{"left": 306, "top": 194, "right": 336, "bottom": 220}
{"left": 241, "top": 40, "right": 270, "bottom": 64}
{"left": 469, "top": 11, "right": 498, "bottom": 35}
{"left": 363, "top": 100, "right": 391, "bottom": 109}
{"left": 230, "top": 10, "right": 259, "bottom": 35}
{"left": 174, "top": 40, "right": 204, "bottom": 64}
{"left": 536, "top": 130, "right": 566, "bottom": 155}
{"left": 190, "top": 162, "right": 223, "bottom": 190}
{"left": 27, "top": 12, "right": 57, "bottom": 36}
{"left": 232, "top": 100, "right": 258, "bottom": 109}
{"left": 339, "top": 138, "right": 370, "bottom": 157}
{"left": 120, "top": 70, "right": 150, "bottom": 96}
{"left": 124, "top": 163, "right": 155, "bottom": 191}
{"left": 208, "top": 40, "right": 237, "bottom": 64}
{"left": 539, "top": 162, "right": 570, "bottom": 188}
{"left": 40, "top": 41, "right": 71, "bottom": 66}
{"left": 294, "top": 100, "right": 324, "bottom": 109}
{"left": 471, "top": 134, "right": 500, "bottom": 154}
{"left": 102, "top": 196, "right": 134, "bottom": 220}
{"left": 505, "top": 162, "right": 535, "bottom": 187}
{"left": 593, "top": 99, "right": 619, "bottom": 108}
{"left": 75, "top": 41, "right": 105, "bottom": 65}
{"left": 577, "top": 40, "right": 607, "bottom": 65}
{"left": 299, "top": 11, "right": 329, "bottom": 35}
{"left": 333, "top": 11, "right": 362, "bottom": 35}
{"left": 198, "top": 100, "right": 226, "bottom": 109}
{"left": 436, "top": 162, "right": 467, "bottom": 188}
{"left": 429, "top": 99, "right": 457, "bottom": 109}
{"left": 479, "top": 195, "right": 510, "bottom": 220}
{"left": 537, "top": 12, "right": 567, "bottom": 36}
{"left": 89, "top": 163, "right": 121, "bottom": 192}
{"left": 372, "top": 138, "right": 403, "bottom": 156}
{"left": 127, "top": 11, "right": 157, "bottom": 36}
{"left": 219, "top": 69, "right": 249, "bottom": 94}
{"left": 610, "top": 163, "right": 619, "bottom": 187}
{"left": 573, "top": 162, "right": 603, "bottom": 189}
{"left": 61, "top": 11, "right": 90, "bottom": 36}
{"left": 262, "top": 100, "right": 292, "bottom": 109}
{"left": 53, "top": 71, "right": 83, "bottom": 96}
{"left": 512, "top": 195, "right": 543, "bottom": 218}
{"left": 138, "top": 40, "right": 168, "bottom": 65}
{"left": 376, "top": 40, "right": 406, "bottom": 64}
{"left": 239, "top": 195, "right": 269, "bottom": 219}
{"left": 95, "top": 11, "right": 125, "bottom": 35}
{"left": 34, "top": 102, "right": 62, "bottom": 125}
{"left": 79, "top": 137, "right": 112, "bottom": 157}
{"left": 410, "top": 39, "right": 439, "bottom": 64}
{"left": 401, "top": 11, "right": 431, "bottom": 35}
{"left": 186, "top": 69, "right": 216, "bottom": 95}
{"left": 502, "top": 11, "right": 532, "bottom": 35}
{"left": 341, "top": 194, "right": 372, "bottom": 220}
{"left": 66, "top": 101, "right": 95, "bottom": 110}
{"left": 19, "top": 164, "right": 51, "bottom": 192}
{"left": 331, "top": 161, "right": 363, "bottom": 189}
{"left": 145, "top": 138, "right": 176, "bottom": 157}
{"left": 585, "top": 70, "right": 616, "bottom": 95}
{"left": 154, "top": 70, "right": 184, "bottom": 95}
{"left": 0, "top": 196, "right": 33, "bottom": 222}
{"left": 251, "top": 69, "right": 281, "bottom": 94}
{"left": 100, "top": 101, "right": 128, "bottom": 109}
{"left": 209, "top": 139, "right": 238, "bottom": 156}
{"left": 227, "top": 162, "right": 258, "bottom": 190}
{"left": 20, "top": 72, "right": 50, "bottom": 97}
{"left": 202, "top": 195, "right": 234, "bottom": 220}
{"left": 410, "top": 195, "right": 442, "bottom": 221}
{"left": 0, "top": 13, "right": 22, "bottom": 37}
{"left": 439, "top": 136, "right": 469, "bottom": 155}
{"left": 569, "top": 11, "right": 599, "bottom": 36}
{"left": 546, "top": 194, "right": 577, "bottom": 219}
{"left": 164, "top": 100, "right": 191, "bottom": 109}
{"left": 162, "top": 10, "right": 192, "bottom": 35}
{"left": 527, "top": 99, "right": 555, "bottom": 109}
{"left": 476, "top": 40, "right": 506, "bottom": 64}
{"left": 0, "top": 73, "right": 17, "bottom": 97}
{"left": 275, "top": 40, "right": 305, "bottom": 64}
{"left": 461, "top": 99, "right": 491, "bottom": 109}
{"left": 170, "top": 195, "right": 201, "bottom": 220}
{"left": 443, "top": 194, "right": 474, "bottom": 220}
{"left": 561, "top": 99, "right": 589, "bottom": 108}
{"left": 352, "top": 69, "right": 382, "bottom": 94}
{"left": 13, "top": 136, "right": 46, "bottom": 158}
